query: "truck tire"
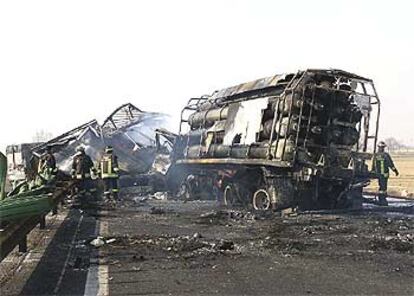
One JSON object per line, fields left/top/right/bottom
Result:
{"left": 252, "top": 189, "right": 271, "bottom": 211}
{"left": 336, "top": 187, "right": 363, "bottom": 209}
{"left": 224, "top": 184, "right": 237, "bottom": 207}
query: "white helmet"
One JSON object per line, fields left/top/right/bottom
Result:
{"left": 377, "top": 141, "right": 386, "bottom": 148}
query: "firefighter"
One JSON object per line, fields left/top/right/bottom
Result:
{"left": 38, "top": 146, "right": 57, "bottom": 183}
{"left": 372, "top": 141, "right": 399, "bottom": 206}
{"left": 98, "top": 146, "right": 120, "bottom": 203}
{"left": 71, "top": 146, "right": 97, "bottom": 204}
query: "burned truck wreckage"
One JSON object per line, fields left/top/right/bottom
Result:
{"left": 171, "top": 69, "right": 380, "bottom": 210}
{"left": 30, "top": 103, "right": 173, "bottom": 186}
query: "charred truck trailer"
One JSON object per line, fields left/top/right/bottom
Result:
{"left": 171, "top": 69, "right": 380, "bottom": 210}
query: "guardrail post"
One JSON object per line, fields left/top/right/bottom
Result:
{"left": 39, "top": 215, "right": 46, "bottom": 229}
{"left": 19, "top": 236, "right": 27, "bottom": 253}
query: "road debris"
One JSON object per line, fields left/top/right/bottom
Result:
{"left": 89, "top": 236, "right": 116, "bottom": 248}
{"left": 198, "top": 209, "right": 257, "bottom": 224}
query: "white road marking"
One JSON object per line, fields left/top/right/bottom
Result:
{"left": 98, "top": 213, "right": 109, "bottom": 296}
{"left": 84, "top": 210, "right": 109, "bottom": 296}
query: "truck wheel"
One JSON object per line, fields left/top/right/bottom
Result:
{"left": 336, "top": 188, "right": 363, "bottom": 209}
{"left": 253, "top": 189, "right": 271, "bottom": 211}
{"left": 224, "top": 185, "right": 236, "bottom": 207}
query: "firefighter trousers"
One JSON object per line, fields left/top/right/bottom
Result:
{"left": 76, "top": 178, "right": 97, "bottom": 203}
{"left": 103, "top": 178, "right": 119, "bottom": 200}
{"left": 378, "top": 175, "right": 388, "bottom": 204}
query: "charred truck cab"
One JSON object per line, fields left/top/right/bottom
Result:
{"left": 171, "top": 69, "right": 380, "bottom": 210}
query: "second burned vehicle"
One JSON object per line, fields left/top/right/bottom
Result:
{"left": 171, "top": 69, "right": 380, "bottom": 210}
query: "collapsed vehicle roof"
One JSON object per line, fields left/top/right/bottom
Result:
{"left": 32, "top": 103, "right": 172, "bottom": 175}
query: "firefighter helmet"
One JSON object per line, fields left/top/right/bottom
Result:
{"left": 76, "top": 146, "right": 85, "bottom": 153}
{"left": 377, "top": 141, "right": 387, "bottom": 148}
{"left": 105, "top": 146, "right": 113, "bottom": 153}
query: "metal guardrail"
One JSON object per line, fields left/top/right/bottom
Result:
{"left": 0, "top": 215, "right": 43, "bottom": 261}
{"left": 0, "top": 183, "right": 71, "bottom": 262}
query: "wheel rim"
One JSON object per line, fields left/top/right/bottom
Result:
{"left": 224, "top": 185, "right": 235, "bottom": 206}
{"left": 253, "top": 189, "right": 271, "bottom": 211}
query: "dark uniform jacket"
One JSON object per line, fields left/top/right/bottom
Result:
{"left": 372, "top": 152, "right": 396, "bottom": 178}
{"left": 41, "top": 153, "right": 56, "bottom": 170}
{"left": 72, "top": 154, "right": 95, "bottom": 179}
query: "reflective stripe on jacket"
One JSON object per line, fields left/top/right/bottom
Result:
{"left": 100, "top": 153, "right": 119, "bottom": 179}
{"left": 372, "top": 152, "right": 395, "bottom": 178}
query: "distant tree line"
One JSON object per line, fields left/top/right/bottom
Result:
{"left": 32, "top": 130, "right": 53, "bottom": 143}
{"left": 384, "top": 137, "right": 414, "bottom": 153}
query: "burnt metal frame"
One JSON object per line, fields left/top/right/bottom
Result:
{"left": 179, "top": 97, "right": 208, "bottom": 134}
{"left": 179, "top": 97, "right": 209, "bottom": 158}
{"left": 267, "top": 72, "right": 299, "bottom": 160}
{"left": 177, "top": 69, "right": 380, "bottom": 169}
{"left": 271, "top": 71, "right": 308, "bottom": 163}
{"left": 101, "top": 103, "right": 146, "bottom": 135}
{"left": 282, "top": 72, "right": 381, "bottom": 164}
{"left": 360, "top": 81, "right": 380, "bottom": 153}
{"left": 32, "top": 120, "right": 100, "bottom": 157}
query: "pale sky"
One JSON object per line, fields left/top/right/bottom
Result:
{"left": 1, "top": 0, "right": 413, "bottom": 153}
